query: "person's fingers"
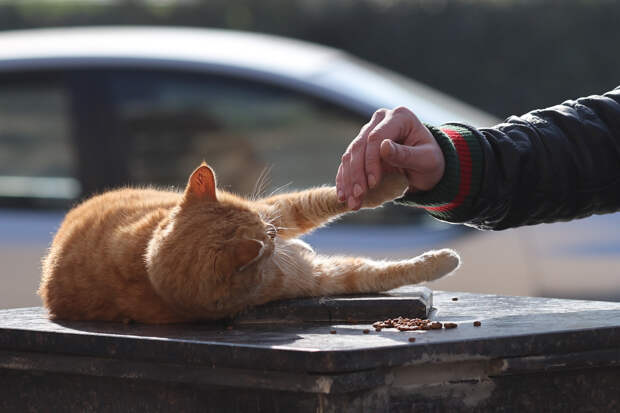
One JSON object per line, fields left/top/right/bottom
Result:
{"left": 341, "top": 151, "right": 354, "bottom": 209}
{"left": 348, "top": 110, "right": 387, "bottom": 201}
{"left": 339, "top": 109, "right": 387, "bottom": 209}
{"left": 336, "top": 163, "right": 345, "bottom": 202}
{"left": 380, "top": 140, "right": 443, "bottom": 191}
{"left": 364, "top": 129, "right": 384, "bottom": 190}
{"left": 365, "top": 107, "right": 419, "bottom": 188}
{"left": 349, "top": 138, "right": 366, "bottom": 198}
{"left": 368, "top": 109, "right": 414, "bottom": 145}
{"left": 380, "top": 140, "right": 422, "bottom": 169}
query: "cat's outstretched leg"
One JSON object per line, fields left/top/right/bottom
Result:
{"left": 309, "top": 249, "right": 459, "bottom": 296}
{"left": 256, "top": 242, "right": 460, "bottom": 303}
{"left": 257, "top": 173, "right": 408, "bottom": 239}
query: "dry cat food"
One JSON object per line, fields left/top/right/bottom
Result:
{"left": 452, "top": 297, "right": 458, "bottom": 301}
{"left": 473, "top": 321, "right": 482, "bottom": 327}
{"left": 408, "top": 337, "right": 416, "bottom": 343}
{"left": 372, "top": 317, "right": 458, "bottom": 331}
{"left": 363, "top": 329, "right": 370, "bottom": 334}
{"left": 330, "top": 329, "right": 337, "bottom": 334}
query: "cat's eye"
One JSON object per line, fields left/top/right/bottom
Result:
{"left": 266, "top": 223, "right": 277, "bottom": 240}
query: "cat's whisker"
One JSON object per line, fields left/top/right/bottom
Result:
{"left": 257, "top": 210, "right": 274, "bottom": 224}
{"left": 251, "top": 168, "right": 266, "bottom": 200}
{"left": 264, "top": 213, "right": 281, "bottom": 223}
{"left": 268, "top": 182, "right": 292, "bottom": 197}
{"left": 272, "top": 249, "right": 298, "bottom": 271}
{"left": 251, "top": 165, "right": 273, "bottom": 200}
{"left": 275, "top": 226, "right": 293, "bottom": 231}
{"left": 264, "top": 212, "right": 279, "bottom": 225}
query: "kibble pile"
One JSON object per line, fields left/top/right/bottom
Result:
{"left": 372, "top": 317, "right": 458, "bottom": 331}
{"left": 326, "top": 297, "right": 483, "bottom": 337}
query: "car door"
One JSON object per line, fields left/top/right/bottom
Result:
{"left": 0, "top": 71, "right": 86, "bottom": 308}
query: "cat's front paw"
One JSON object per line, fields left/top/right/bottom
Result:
{"left": 418, "top": 248, "right": 460, "bottom": 282}
{"left": 362, "top": 173, "right": 409, "bottom": 208}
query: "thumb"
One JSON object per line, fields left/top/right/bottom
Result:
{"left": 380, "top": 140, "right": 419, "bottom": 169}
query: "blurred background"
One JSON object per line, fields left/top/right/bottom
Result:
{"left": 1, "top": 0, "right": 619, "bottom": 309}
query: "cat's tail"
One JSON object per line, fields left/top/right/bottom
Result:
{"left": 310, "top": 249, "right": 460, "bottom": 295}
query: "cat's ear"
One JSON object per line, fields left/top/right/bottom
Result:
{"left": 215, "top": 240, "right": 264, "bottom": 277}
{"left": 233, "top": 239, "right": 264, "bottom": 272}
{"left": 185, "top": 163, "right": 217, "bottom": 202}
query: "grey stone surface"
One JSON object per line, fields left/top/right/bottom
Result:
{"left": 1, "top": 288, "right": 619, "bottom": 411}
{"left": 1, "top": 288, "right": 618, "bottom": 372}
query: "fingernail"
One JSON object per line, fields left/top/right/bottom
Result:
{"left": 368, "top": 174, "right": 376, "bottom": 188}
{"left": 337, "top": 191, "right": 344, "bottom": 201}
{"left": 353, "top": 184, "right": 363, "bottom": 198}
{"left": 386, "top": 141, "right": 395, "bottom": 155}
{"left": 347, "top": 196, "right": 356, "bottom": 210}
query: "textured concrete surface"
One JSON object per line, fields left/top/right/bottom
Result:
{"left": 1, "top": 289, "right": 619, "bottom": 411}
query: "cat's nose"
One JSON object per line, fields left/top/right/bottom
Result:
{"left": 266, "top": 224, "right": 277, "bottom": 240}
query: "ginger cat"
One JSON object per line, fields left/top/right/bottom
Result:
{"left": 39, "top": 163, "right": 459, "bottom": 324}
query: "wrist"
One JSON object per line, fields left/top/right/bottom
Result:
{"left": 395, "top": 124, "right": 484, "bottom": 222}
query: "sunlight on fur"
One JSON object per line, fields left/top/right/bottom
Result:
{"left": 39, "top": 163, "right": 460, "bottom": 323}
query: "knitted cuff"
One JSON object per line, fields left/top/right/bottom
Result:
{"left": 395, "top": 123, "right": 483, "bottom": 222}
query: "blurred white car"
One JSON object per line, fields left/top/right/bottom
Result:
{"left": 1, "top": 27, "right": 617, "bottom": 309}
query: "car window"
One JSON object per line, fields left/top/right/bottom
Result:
{"left": 0, "top": 80, "right": 79, "bottom": 207}
{"left": 108, "top": 70, "right": 424, "bottom": 225}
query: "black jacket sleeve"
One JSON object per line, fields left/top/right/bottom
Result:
{"left": 397, "top": 86, "right": 620, "bottom": 230}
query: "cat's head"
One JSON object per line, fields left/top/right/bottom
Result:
{"left": 145, "top": 163, "right": 276, "bottom": 319}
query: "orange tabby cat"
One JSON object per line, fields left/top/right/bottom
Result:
{"left": 39, "top": 163, "right": 459, "bottom": 323}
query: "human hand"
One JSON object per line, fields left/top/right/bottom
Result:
{"left": 336, "top": 107, "right": 445, "bottom": 210}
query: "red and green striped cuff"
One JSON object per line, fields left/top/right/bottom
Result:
{"left": 395, "top": 123, "right": 483, "bottom": 222}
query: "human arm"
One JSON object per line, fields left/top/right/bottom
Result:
{"left": 337, "top": 87, "right": 620, "bottom": 230}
